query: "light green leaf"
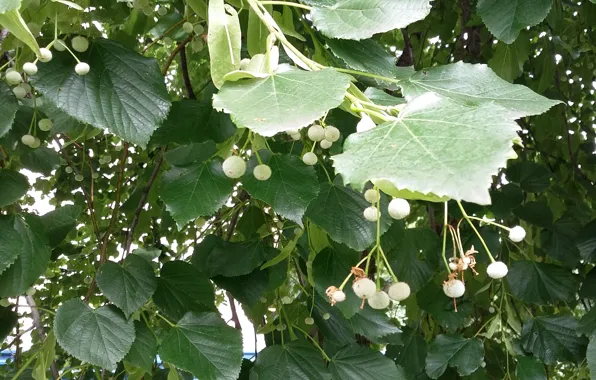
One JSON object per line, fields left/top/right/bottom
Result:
{"left": 332, "top": 93, "right": 521, "bottom": 205}
{"left": 306, "top": 0, "right": 432, "bottom": 40}
{"left": 362, "top": 88, "right": 405, "bottom": 106}
{"left": 400, "top": 62, "right": 560, "bottom": 118}
{"left": 31, "top": 38, "right": 171, "bottom": 147}
{"left": 506, "top": 260, "right": 578, "bottom": 305}
{"left": 272, "top": 6, "right": 306, "bottom": 41}
{"left": 54, "top": 299, "right": 135, "bottom": 371}
{"left": 52, "top": 0, "right": 83, "bottom": 10}
{"left": 0, "top": 169, "right": 29, "bottom": 207}
{"left": 243, "top": 151, "right": 320, "bottom": 225}
{"left": 158, "top": 312, "right": 243, "bottom": 380}
{"left": 20, "top": 147, "right": 61, "bottom": 176}
{"left": 0, "top": 82, "right": 19, "bottom": 139}
{"left": 425, "top": 335, "right": 484, "bottom": 378}
{"left": 374, "top": 179, "right": 448, "bottom": 202}
{"left": 32, "top": 332, "right": 56, "bottom": 380}
{"left": 515, "top": 356, "right": 547, "bottom": 380}
{"left": 0, "top": 10, "right": 41, "bottom": 55}
{"left": 0, "top": 216, "right": 22, "bottom": 275}
{"left": 213, "top": 68, "right": 351, "bottom": 136}
{"left": 186, "top": 0, "right": 207, "bottom": 19}
{"left": 488, "top": 37, "right": 531, "bottom": 82}
{"left": 207, "top": 0, "right": 241, "bottom": 88}
{"left": 520, "top": 315, "right": 587, "bottom": 364}
{"left": 247, "top": 5, "right": 271, "bottom": 57}
{"left": 260, "top": 233, "right": 300, "bottom": 270}
{"left": 160, "top": 159, "right": 235, "bottom": 227}
{"left": 0, "top": 0, "right": 20, "bottom": 13}
{"left": 250, "top": 340, "right": 330, "bottom": 380}
{"left": 330, "top": 345, "right": 404, "bottom": 380}
{"left": 164, "top": 142, "right": 217, "bottom": 167}
{"left": 96, "top": 255, "right": 158, "bottom": 317}
{"left": 40, "top": 205, "right": 82, "bottom": 248}
{"left": 125, "top": 321, "right": 158, "bottom": 373}
{"left": 477, "top": 0, "right": 552, "bottom": 44}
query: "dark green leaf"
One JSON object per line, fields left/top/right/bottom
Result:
{"left": 330, "top": 345, "right": 404, "bottom": 380}
{"left": 250, "top": 340, "right": 330, "bottom": 380}
{"left": 587, "top": 337, "right": 596, "bottom": 378}
{"left": 40, "top": 205, "right": 82, "bottom": 248}
{"left": 540, "top": 229, "right": 580, "bottom": 268}
{"left": 0, "top": 170, "right": 29, "bottom": 207}
{"left": 386, "top": 326, "right": 428, "bottom": 379}
{"left": 0, "top": 216, "right": 22, "bottom": 276}
{"left": 576, "top": 219, "right": 596, "bottom": 263}
{"left": 521, "top": 315, "right": 587, "bottom": 364}
{"left": 577, "top": 307, "right": 596, "bottom": 336}
{"left": 506, "top": 260, "right": 578, "bottom": 305}
{"left": 425, "top": 335, "right": 484, "bottom": 378}
{"left": 417, "top": 281, "right": 473, "bottom": 331}
{"left": 477, "top": 0, "right": 552, "bottom": 43}
{"left": 506, "top": 162, "right": 552, "bottom": 193}
{"left": 125, "top": 321, "right": 158, "bottom": 373}
{"left": 349, "top": 307, "right": 402, "bottom": 344}
{"left": 0, "top": 306, "right": 18, "bottom": 342}
{"left": 20, "top": 147, "right": 61, "bottom": 176}
{"left": 0, "top": 82, "right": 18, "bottom": 138}
{"left": 514, "top": 201, "right": 553, "bottom": 227}
{"left": 163, "top": 142, "right": 217, "bottom": 167}
{"left": 515, "top": 356, "right": 547, "bottom": 380}
{"left": 37, "top": 99, "right": 86, "bottom": 135}
{"left": 488, "top": 37, "right": 530, "bottom": 82}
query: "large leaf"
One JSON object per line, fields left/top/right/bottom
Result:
{"left": 520, "top": 315, "right": 588, "bottom": 364}
{"left": 477, "top": 0, "right": 552, "bottom": 44}
{"left": 425, "top": 335, "right": 484, "bottom": 378}
{"left": 243, "top": 151, "right": 320, "bottom": 225}
{"left": 0, "top": 306, "right": 18, "bottom": 342}
{"left": 213, "top": 68, "right": 351, "bottom": 136}
{"left": 488, "top": 38, "right": 531, "bottom": 82}
{"left": 306, "top": 183, "right": 391, "bottom": 250}
{"left": 506, "top": 260, "right": 578, "bottom": 305}
{"left": 250, "top": 340, "right": 330, "bottom": 380}
{"left": 160, "top": 159, "right": 235, "bottom": 227}
{"left": 0, "top": 10, "right": 40, "bottom": 55}
{"left": 306, "top": 0, "right": 432, "bottom": 40}
{"left": 158, "top": 312, "right": 243, "bottom": 380}
{"left": 348, "top": 307, "right": 402, "bottom": 344}
{"left": 386, "top": 326, "right": 428, "bottom": 379}
{"left": 152, "top": 261, "right": 215, "bottom": 320}
{"left": 125, "top": 321, "right": 158, "bottom": 373}
{"left": 54, "top": 299, "right": 135, "bottom": 371}
{"left": 588, "top": 338, "right": 596, "bottom": 379}
{"left": 208, "top": 0, "right": 241, "bottom": 88}
{"left": 515, "top": 356, "right": 547, "bottom": 380}
{"left": 0, "top": 214, "right": 51, "bottom": 297}
{"left": 96, "top": 255, "right": 158, "bottom": 317}
{"left": 399, "top": 62, "right": 560, "bottom": 118}
{"left": 330, "top": 345, "right": 404, "bottom": 380}
{"left": 39, "top": 205, "right": 82, "bottom": 248}
{"left": 0, "top": 170, "right": 29, "bottom": 207}
{"left": 31, "top": 38, "right": 171, "bottom": 147}
{"left": 20, "top": 147, "right": 62, "bottom": 176}
{"left": 0, "top": 82, "right": 18, "bottom": 139}
{"left": 0, "top": 216, "right": 23, "bottom": 275}
{"left": 332, "top": 92, "right": 521, "bottom": 205}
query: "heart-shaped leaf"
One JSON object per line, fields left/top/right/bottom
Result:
{"left": 250, "top": 340, "right": 330, "bottom": 380}
{"left": 330, "top": 345, "right": 404, "bottom": 380}
{"left": 521, "top": 315, "right": 587, "bottom": 364}
{"left": 0, "top": 170, "right": 29, "bottom": 207}
{"left": 425, "top": 335, "right": 484, "bottom": 378}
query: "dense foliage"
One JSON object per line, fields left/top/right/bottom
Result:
{"left": 1, "top": 0, "right": 595, "bottom": 379}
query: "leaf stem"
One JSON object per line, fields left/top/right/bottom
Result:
{"left": 379, "top": 246, "right": 398, "bottom": 283}
{"left": 441, "top": 202, "right": 450, "bottom": 272}
{"left": 155, "top": 312, "right": 176, "bottom": 327}
{"left": 333, "top": 67, "right": 401, "bottom": 84}
{"left": 456, "top": 201, "right": 495, "bottom": 262}
{"left": 258, "top": 1, "right": 313, "bottom": 10}
{"left": 467, "top": 216, "right": 512, "bottom": 231}
{"left": 339, "top": 252, "right": 374, "bottom": 290}
{"left": 292, "top": 325, "right": 331, "bottom": 361}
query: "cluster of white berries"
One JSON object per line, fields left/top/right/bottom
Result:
{"left": 295, "top": 124, "right": 340, "bottom": 166}
{"left": 222, "top": 155, "right": 272, "bottom": 181}
{"left": 362, "top": 190, "right": 411, "bottom": 222}
{"left": 329, "top": 278, "right": 411, "bottom": 310}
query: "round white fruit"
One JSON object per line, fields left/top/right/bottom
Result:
{"left": 324, "top": 126, "right": 340, "bottom": 142}
{"left": 75, "top": 62, "right": 90, "bottom": 76}
{"left": 388, "top": 198, "right": 410, "bottom": 220}
{"left": 449, "top": 262, "right": 458, "bottom": 271}
{"left": 253, "top": 164, "right": 272, "bottom": 181}
{"left": 286, "top": 129, "right": 299, "bottom": 135}
{"left": 13, "top": 86, "right": 27, "bottom": 99}
{"left": 332, "top": 290, "right": 346, "bottom": 303}
{"left": 5, "top": 70, "right": 22, "bottom": 85}
{"left": 183, "top": 22, "right": 194, "bottom": 34}
{"left": 352, "top": 278, "right": 377, "bottom": 299}
{"left": 38, "top": 48, "right": 53, "bottom": 63}
{"left": 364, "top": 189, "right": 380, "bottom": 203}
{"left": 443, "top": 279, "right": 465, "bottom": 298}
{"left": 290, "top": 133, "right": 301, "bottom": 141}
{"left": 302, "top": 152, "right": 317, "bottom": 166}
{"left": 368, "top": 291, "right": 390, "bottom": 309}
{"left": 509, "top": 226, "right": 526, "bottom": 243}
{"left": 222, "top": 156, "right": 247, "bottom": 178}
{"left": 54, "top": 39, "right": 67, "bottom": 51}
{"left": 320, "top": 139, "right": 332, "bottom": 149}
{"left": 20, "top": 83, "right": 31, "bottom": 92}
{"left": 38, "top": 118, "right": 53, "bottom": 131}
{"left": 72, "top": 36, "right": 89, "bottom": 52}
{"left": 486, "top": 261, "right": 508, "bottom": 279}
{"left": 21, "top": 134, "right": 35, "bottom": 146}
{"left": 363, "top": 206, "right": 380, "bottom": 222}
{"left": 307, "top": 124, "right": 325, "bottom": 142}
{"left": 304, "top": 317, "right": 314, "bottom": 325}
{"left": 23, "top": 62, "right": 38, "bottom": 75}
{"left": 388, "top": 282, "right": 411, "bottom": 301}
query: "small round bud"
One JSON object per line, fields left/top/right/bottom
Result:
{"left": 302, "top": 152, "right": 317, "bottom": 166}
{"left": 142, "top": 5, "right": 153, "bottom": 15}
{"left": 489, "top": 306, "right": 496, "bottom": 313}
{"left": 23, "top": 62, "right": 38, "bottom": 75}
{"left": 38, "top": 48, "right": 53, "bottom": 63}
{"left": 308, "top": 124, "right": 325, "bottom": 142}
{"left": 0, "top": 298, "right": 10, "bottom": 307}
{"left": 5, "top": 70, "right": 22, "bottom": 85}
{"left": 304, "top": 317, "right": 314, "bottom": 325}
{"left": 276, "top": 324, "right": 286, "bottom": 331}
{"left": 332, "top": 290, "right": 346, "bottom": 303}
{"left": 281, "top": 296, "right": 292, "bottom": 304}
{"left": 84, "top": 276, "right": 92, "bottom": 284}
{"left": 75, "top": 62, "right": 90, "bottom": 76}
{"left": 92, "top": 172, "right": 99, "bottom": 179}
{"left": 54, "top": 39, "right": 67, "bottom": 51}
{"left": 253, "top": 164, "right": 272, "bottom": 181}
{"left": 183, "top": 22, "right": 194, "bottom": 34}
{"left": 13, "top": 86, "right": 27, "bottom": 99}
{"left": 363, "top": 206, "right": 380, "bottom": 222}
{"left": 352, "top": 278, "right": 377, "bottom": 299}
{"left": 388, "top": 198, "right": 410, "bottom": 220}
{"left": 65, "top": 166, "right": 73, "bottom": 174}
{"left": 324, "top": 126, "right": 340, "bottom": 142}
{"left": 222, "top": 156, "right": 247, "bottom": 178}
{"left": 260, "top": 297, "right": 268, "bottom": 303}
{"left": 75, "top": 174, "right": 84, "bottom": 182}
{"left": 509, "top": 226, "right": 526, "bottom": 243}
{"left": 30, "top": 137, "right": 41, "bottom": 148}
{"left": 388, "top": 282, "right": 411, "bottom": 301}
{"left": 72, "top": 36, "right": 90, "bottom": 53}
{"left": 191, "top": 39, "right": 204, "bottom": 52}
{"left": 194, "top": 24, "right": 204, "bottom": 34}
{"left": 323, "top": 313, "right": 331, "bottom": 320}
{"left": 368, "top": 290, "right": 390, "bottom": 309}
{"left": 443, "top": 279, "right": 465, "bottom": 298}
{"left": 157, "top": 6, "right": 167, "bottom": 15}
{"left": 320, "top": 139, "right": 332, "bottom": 149}
{"left": 38, "top": 118, "right": 53, "bottom": 131}
{"left": 364, "top": 189, "right": 380, "bottom": 203}
{"left": 487, "top": 261, "right": 508, "bottom": 279}
{"left": 21, "top": 134, "right": 35, "bottom": 146}
{"left": 26, "top": 287, "right": 36, "bottom": 296}
{"left": 102, "top": 155, "right": 112, "bottom": 163}
{"left": 20, "top": 83, "right": 31, "bottom": 92}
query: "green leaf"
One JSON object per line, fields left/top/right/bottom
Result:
{"left": 506, "top": 162, "right": 552, "bottom": 193}
{"left": 515, "top": 356, "right": 547, "bottom": 380}
{"left": 32, "top": 332, "right": 56, "bottom": 380}
{"left": 477, "top": 0, "right": 552, "bottom": 44}
{"left": 578, "top": 307, "right": 596, "bottom": 336}
{"left": 363, "top": 88, "right": 405, "bottom": 106}
{"left": 0, "top": 306, "right": 18, "bottom": 342}
{"left": 400, "top": 62, "right": 560, "bottom": 118}
{"left": 330, "top": 345, "right": 404, "bottom": 380}
{"left": 540, "top": 229, "right": 580, "bottom": 268}
{"left": 96, "top": 255, "right": 158, "bottom": 317}
{"left": 152, "top": 261, "right": 215, "bottom": 320}
{"left": 0, "top": 214, "right": 51, "bottom": 297}
{"left": 425, "top": 335, "right": 484, "bottom": 378}
{"left": 0, "top": 10, "right": 41, "bottom": 55}
{"left": 386, "top": 326, "right": 428, "bottom": 379}
{"left": 158, "top": 312, "right": 243, "bottom": 380}
{"left": 0, "top": 216, "right": 23, "bottom": 275}
{"left": 520, "top": 315, "right": 587, "bottom": 364}
{"left": 349, "top": 307, "right": 402, "bottom": 344}
{"left": 164, "top": 142, "right": 217, "bottom": 167}
{"left": 36, "top": 99, "right": 85, "bottom": 135}
{"left": 506, "top": 260, "right": 578, "bottom": 305}
{"left": 306, "top": 0, "right": 432, "bottom": 40}
{"left": 587, "top": 337, "right": 596, "bottom": 378}
{"left": 243, "top": 151, "right": 320, "bottom": 225}
{"left": 186, "top": 0, "right": 207, "bottom": 19}
{"left": 54, "top": 298, "right": 136, "bottom": 371}
{"left": 0, "top": 82, "right": 19, "bottom": 139}
{"left": 207, "top": 0, "right": 241, "bottom": 88}
{"left": 306, "top": 183, "right": 391, "bottom": 250}
{"left": 213, "top": 68, "right": 351, "bottom": 136}
{"left": 40, "top": 205, "right": 82, "bottom": 248}
{"left": 575, "top": 219, "right": 596, "bottom": 263}
{"left": 250, "top": 340, "right": 330, "bottom": 380}
{"left": 0, "top": 169, "right": 29, "bottom": 207}
{"left": 20, "top": 147, "right": 62, "bottom": 176}
{"left": 260, "top": 233, "right": 299, "bottom": 270}
{"left": 0, "top": 0, "right": 20, "bottom": 13}
{"left": 160, "top": 159, "right": 235, "bottom": 227}
{"left": 125, "top": 321, "right": 159, "bottom": 373}
{"left": 247, "top": 5, "right": 272, "bottom": 57}
{"left": 31, "top": 38, "right": 171, "bottom": 147}
{"left": 332, "top": 93, "right": 521, "bottom": 205}
{"left": 417, "top": 281, "right": 473, "bottom": 331}
{"left": 488, "top": 38, "right": 531, "bottom": 82}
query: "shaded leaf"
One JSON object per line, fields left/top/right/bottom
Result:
{"left": 506, "top": 260, "right": 578, "bottom": 305}
{"left": 330, "top": 345, "right": 404, "bottom": 380}
{"left": 0, "top": 216, "right": 23, "bottom": 275}
{"left": 386, "top": 326, "right": 427, "bottom": 379}
{"left": 515, "top": 356, "right": 547, "bottom": 380}
{"left": 125, "top": 321, "right": 158, "bottom": 373}
{"left": 0, "top": 170, "right": 29, "bottom": 207}
{"left": 20, "top": 147, "right": 61, "bottom": 176}
{"left": 0, "top": 306, "right": 18, "bottom": 342}
{"left": 0, "top": 82, "right": 18, "bottom": 139}
{"left": 250, "top": 340, "right": 330, "bottom": 380}
{"left": 40, "top": 205, "right": 82, "bottom": 248}
{"left": 425, "top": 335, "right": 484, "bottom": 378}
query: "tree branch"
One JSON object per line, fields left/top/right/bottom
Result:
{"left": 397, "top": 28, "right": 414, "bottom": 67}
{"left": 180, "top": 45, "right": 196, "bottom": 99}
{"left": 26, "top": 296, "right": 60, "bottom": 380}
{"left": 227, "top": 292, "right": 242, "bottom": 330}
{"left": 142, "top": 19, "right": 185, "bottom": 54}
{"left": 162, "top": 34, "right": 193, "bottom": 76}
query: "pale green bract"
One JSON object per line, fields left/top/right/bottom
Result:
{"left": 207, "top": 0, "right": 241, "bottom": 88}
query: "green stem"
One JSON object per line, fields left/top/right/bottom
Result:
{"left": 293, "top": 325, "right": 331, "bottom": 361}
{"left": 350, "top": 105, "right": 392, "bottom": 122}
{"left": 155, "top": 312, "right": 176, "bottom": 327}
{"left": 441, "top": 202, "right": 450, "bottom": 272}
{"left": 467, "top": 216, "right": 512, "bottom": 231}
{"left": 456, "top": 201, "right": 495, "bottom": 262}
{"left": 258, "top": 1, "right": 313, "bottom": 10}
{"left": 10, "top": 353, "right": 37, "bottom": 380}
{"left": 318, "top": 161, "right": 333, "bottom": 183}
{"left": 334, "top": 67, "right": 401, "bottom": 84}
{"left": 339, "top": 251, "right": 375, "bottom": 290}
{"left": 378, "top": 246, "right": 398, "bottom": 282}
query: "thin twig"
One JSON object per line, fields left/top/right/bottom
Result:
{"left": 162, "top": 34, "right": 193, "bottom": 76}
{"left": 227, "top": 292, "right": 242, "bottom": 330}
{"left": 142, "top": 19, "right": 185, "bottom": 54}
{"left": 179, "top": 45, "right": 196, "bottom": 99}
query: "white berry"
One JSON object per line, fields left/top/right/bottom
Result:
{"left": 38, "top": 118, "right": 53, "bottom": 131}
{"left": 183, "top": 22, "right": 194, "bottom": 34}
{"left": 54, "top": 39, "right": 67, "bottom": 51}
{"left": 5, "top": 70, "right": 22, "bottom": 85}
{"left": 302, "top": 152, "right": 317, "bottom": 166}
{"left": 324, "top": 126, "right": 340, "bottom": 142}
{"left": 13, "top": 86, "right": 27, "bottom": 99}
{"left": 307, "top": 124, "right": 325, "bottom": 142}
{"left": 388, "top": 282, "right": 410, "bottom": 301}
{"left": 449, "top": 262, "right": 458, "bottom": 271}
{"left": 71, "top": 36, "right": 89, "bottom": 52}
{"left": 286, "top": 129, "right": 299, "bottom": 135}
{"left": 364, "top": 189, "right": 380, "bottom": 203}
{"left": 367, "top": 290, "right": 390, "bottom": 309}
{"left": 332, "top": 290, "right": 346, "bottom": 303}
{"left": 253, "top": 164, "right": 272, "bottom": 181}
{"left": 65, "top": 166, "right": 73, "bottom": 174}
{"left": 363, "top": 206, "right": 380, "bottom": 222}
{"left": 304, "top": 317, "right": 314, "bottom": 325}
{"left": 509, "top": 226, "right": 526, "bottom": 243}
{"left": 21, "top": 134, "right": 35, "bottom": 146}
{"left": 352, "top": 278, "right": 377, "bottom": 299}
{"left": 23, "top": 62, "right": 38, "bottom": 75}
{"left": 443, "top": 279, "right": 465, "bottom": 298}
{"left": 290, "top": 133, "right": 301, "bottom": 141}
{"left": 222, "top": 156, "right": 246, "bottom": 178}
{"left": 75, "top": 62, "right": 90, "bottom": 76}
{"left": 75, "top": 174, "right": 84, "bottom": 182}
{"left": 463, "top": 257, "right": 471, "bottom": 264}
{"left": 320, "top": 139, "right": 332, "bottom": 149}
{"left": 487, "top": 261, "right": 508, "bottom": 279}
{"left": 38, "top": 48, "right": 53, "bottom": 63}
{"left": 388, "top": 198, "right": 410, "bottom": 220}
